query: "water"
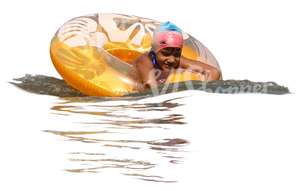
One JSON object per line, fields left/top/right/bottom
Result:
{"left": 1, "top": 82, "right": 300, "bottom": 191}
{"left": 47, "top": 95, "right": 188, "bottom": 183}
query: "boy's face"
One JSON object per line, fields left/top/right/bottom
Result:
{"left": 156, "top": 47, "right": 182, "bottom": 72}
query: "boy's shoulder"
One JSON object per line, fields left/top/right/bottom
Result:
{"left": 135, "top": 52, "right": 152, "bottom": 66}
{"left": 137, "top": 52, "right": 149, "bottom": 61}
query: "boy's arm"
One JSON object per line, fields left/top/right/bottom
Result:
{"left": 135, "top": 54, "right": 157, "bottom": 88}
{"left": 180, "top": 56, "right": 221, "bottom": 80}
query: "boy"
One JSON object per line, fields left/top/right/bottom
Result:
{"left": 135, "top": 22, "right": 221, "bottom": 89}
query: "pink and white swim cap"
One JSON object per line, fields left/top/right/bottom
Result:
{"left": 152, "top": 22, "right": 183, "bottom": 53}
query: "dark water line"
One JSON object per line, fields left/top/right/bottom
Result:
{"left": 11, "top": 74, "right": 290, "bottom": 98}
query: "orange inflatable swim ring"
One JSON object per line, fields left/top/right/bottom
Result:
{"left": 50, "top": 13, "right": 221, "bottom": 96}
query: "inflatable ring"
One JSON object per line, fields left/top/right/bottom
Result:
{"left": 50, "top": 13, "right": 221, "bottom": 96}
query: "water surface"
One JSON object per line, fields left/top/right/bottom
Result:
{"left": 2, "top": 82, "right": 299, "bottom": 190}
{"left": 45, "top": 95, "right": 192, "bottom": 183}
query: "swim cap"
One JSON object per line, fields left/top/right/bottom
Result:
{"left": 152, "top": 22, "right": 183, "bottom": 53}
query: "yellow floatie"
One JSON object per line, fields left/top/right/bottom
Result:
{"left": 50, "top": 13, "right": 220, "bottom": 96}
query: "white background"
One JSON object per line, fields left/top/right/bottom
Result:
{"left": 0, "top": 0, "right": 299, "bottom": 191}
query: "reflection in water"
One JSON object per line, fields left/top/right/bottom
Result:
{"left": 45, "top": 96, "right": 188, "bottom": 183}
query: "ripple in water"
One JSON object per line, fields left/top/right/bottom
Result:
{"left": 45, "top": 96, "right": 189, "bottom": 183}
